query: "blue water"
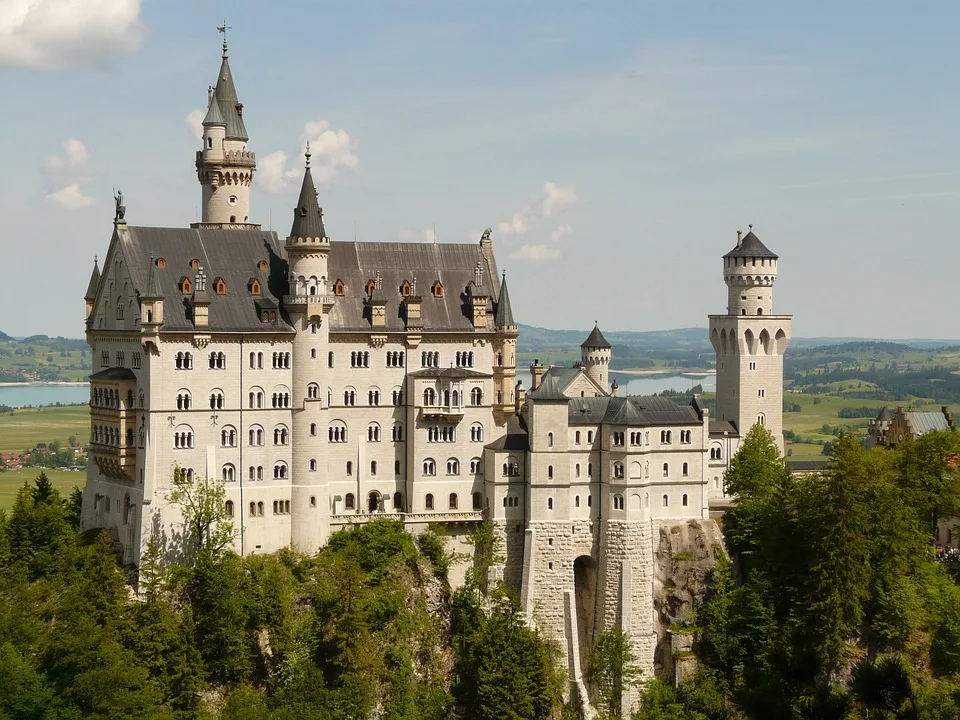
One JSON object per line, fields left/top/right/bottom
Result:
{"left": 521, "top": 372, "right": 715, "bottom": 396}
{"left": 0, "top": 384, "right": 90, "bottom": 408}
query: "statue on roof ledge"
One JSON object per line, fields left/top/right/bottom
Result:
{"left": 113, "top": 189, "right": 126, "bottom": 222}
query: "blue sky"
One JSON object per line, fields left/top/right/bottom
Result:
{"left": 2, "top": 0, "right": 959, "bottom": 340}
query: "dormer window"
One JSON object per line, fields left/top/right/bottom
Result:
{"left": 190, "top": 258, "right": 201, "bottom": 270}
{"left": 179, "top": 277, "right": 192, "bottom": 295}
{"left": 334, "top": 279, "right": 345, "bottom": 296}
{"left": 214, "top": 278, "right": 226, "bottom": 295}
{"left": 400, "top": 280, "right": 412, "bottom": 297}
{"left": 365, "top": 280, "right": 376, "bottom": 297}
{"left": 156, "top": 257, "right": 167, "bottom": 269}
{"left": 258, "top": 260, "right": 268, "bottom": 272}
{"left": 432, "top": 281, "right": 444, "bottom": 298}
{"left": 249, "top": 278, "right": 261, "bottom": 296}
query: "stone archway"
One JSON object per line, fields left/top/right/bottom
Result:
{"left": 367, "top": 491, "right": 382, "bottom": 513}
{"left": 574, "top": 555, "right": 599, "bottom": 672}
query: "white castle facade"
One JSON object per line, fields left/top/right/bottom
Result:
{"left": 80, "top": 38, "right": 792, "bottom": 704}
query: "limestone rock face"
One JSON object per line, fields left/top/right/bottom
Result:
{"left": 652, "top": 519, "right": 725, "bottom": 676}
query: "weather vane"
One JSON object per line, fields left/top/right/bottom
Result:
{"left": 217, "top": 21, "right": 232, "bottom": 53}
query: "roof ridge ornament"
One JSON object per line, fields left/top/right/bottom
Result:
{"left": 217, "top": 21, "right": 232, "bottom": 57}
{"left": 305, "top": 141, "right": 311, "bottom": 168}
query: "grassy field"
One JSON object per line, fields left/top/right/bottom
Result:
{"left": 0, "top": 405, "right": 88, "bottom": 453}
{"left": 0, "top": 467, "right": 84, "bottom": 511}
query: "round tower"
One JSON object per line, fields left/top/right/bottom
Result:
{"left": 724, "top": 225, "right": 778, "bottom": 317}
{"left": 285, "top": 148, "right": 333, "bottom": 553}
{"left": 580, "top": 323, "right": 612, "bottom": 390}
{"left": 195, "top": 39, "right": 257, "bottom": 227}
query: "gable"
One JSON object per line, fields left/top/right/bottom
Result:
{"left": 563, "top": 371, "right": 607, "bottom": 398}
{"left": 90, "top": 228, "right": 139, "bottom": 333}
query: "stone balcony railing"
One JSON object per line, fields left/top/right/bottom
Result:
{"left": 283, "top": 294, "right": 336, "bottom": 307}
{"left": 332, "top": 510, "right": 484, "bottom": 525}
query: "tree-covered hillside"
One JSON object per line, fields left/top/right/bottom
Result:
{"left": 0, "top": 477, "right": 573, "bottom": 720}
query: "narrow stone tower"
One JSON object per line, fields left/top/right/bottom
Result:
{"left": 581, "top": 323, "right": 612, "bottom": 390}
{"left": 194, "top": 37, "right": 257, "bottom": 228}
{"left": 284, "top": 148, "right": 334, "bottom": 553}
{"left": 493, "top": 271, "right": 519, "bottom": 421}
{"left": 709, "top": 227, "right": 792, "bottom": 450}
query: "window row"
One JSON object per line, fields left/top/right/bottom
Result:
{"left": 91, "top": 425, "right": 133, "bottom": 447}
{"left": 421, "top": 388, "right": 483, "bottom": 407}
{"left": 421, "top": 457, "right": 483, "bottom": 476}
{"left": 91, "top": 387, "right": 132, "bottom": 409}
{"left": 175, "top": 352, "right": 194, "bottom": 369}
{"left": 351, "top": 351, "right": 370, "bottom": 368}
{"left": 421, "top": 351, "right": 441, "bottom": 367}
{"left": 209, "top": 352, "right": 226, "bottom": 369}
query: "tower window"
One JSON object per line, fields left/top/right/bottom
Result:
{"left": 334, "top": 279, "right": 345, "bottom": 296}
{"left": 432, "top": 281, "right": 444, "bottom": 298}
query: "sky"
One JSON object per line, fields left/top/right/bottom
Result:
{"left": 2, "top": 0, "right": 960, "bottom": 340}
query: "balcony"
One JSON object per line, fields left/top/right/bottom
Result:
{"left": 283, "top": 294, "right": 336, "bottom": 308}
{"left": 419, "top": 405, "right": 465, "bottom": 421}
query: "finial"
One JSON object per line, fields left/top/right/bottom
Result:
{"left": 217, "top": 21, "right": 232, "bottom": 57}
{"left": 94, "top": 254, "right": 98, "bottom": 265}
{"left": 502, "top": 269, "right": 506, "bottom": 279}
{"left": 594, "top": 320, "right": 598, "bottom": 327}
{"left": 748, "top": 223, "right": 753, "bottom": 231}
{"left": 305, "top": 141, "right": 311, "bottom": 168}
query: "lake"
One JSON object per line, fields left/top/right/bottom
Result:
{"left": 521, "top": 371, "right": 715, "bottom": 396}
{"left": 0, "top": 384, "right": 90, "bottom": 408}
{"left": 0, "top": 372, "right": 714, "bottom": 409}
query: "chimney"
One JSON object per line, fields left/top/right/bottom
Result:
{"left": 736, "top": 229, "right": 743, "bottom": 248}
{"left": 610, "top": 379, "right": 619, "bottom": 397}
{"left": 944, "top": 406, "right": 954, "bottom": 429}
{"left": 530, "top": 359, "right": 544, "bottom": 391}
{"left": 515, "top": 380, "right": 526, "bottom": 413}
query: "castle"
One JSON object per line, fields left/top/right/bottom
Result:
{"left": 80, "top": 36, "right": 792, "bottom": 709}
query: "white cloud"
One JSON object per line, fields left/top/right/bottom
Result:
{"left": 398, "top": 227, "right": 437, "bottom": 243}
{"left": 494, "top": 181, "right": 578, "bottom": 240}
{"left": 512, "top": 244, "right": 561, "bottom": 262}
{"left": 541, "top": 182, "right": 579, "bottom": 217}
{"left": 44, "top": 137, "right": 88, "bottom": 171}
{"left": 0, "top": 0, "right": 144, "bottom": 70}
{"left": 257, "top": 120, "right": 359, "bottom": 194}
{"left": 497, "top": 212, "right": 527, "bottom": 236}
{"left": 185, "top": 109, "right": 204, "bottom": 139}
{"left": 550, "top": 223, "right": 573, "bottom": 242}
{"left": 46, "top": 182, "right": 95, "bottom": 209}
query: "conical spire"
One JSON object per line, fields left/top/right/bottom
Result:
{"left": 289, "top": 146, "right": 327, "bottom": 240}
{"left": 581, "top": 322, "right": 611, "bottom": 349}
{"left": 84, "top": 257, "right": 101, "bottom": 300}
{"left": 202, "top": 88, "right": 226, "bottom": 127}
{"left": 495, "top": 271, "right": 515, "bottom": 327}
{"left": 213, "top": 44, "right": 248, "bottom": 140}
{"left": 141, "top": 256, "right": 164, "bottom": 300}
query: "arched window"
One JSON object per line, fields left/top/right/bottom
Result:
{"left": 346, "top": 461, "right": 353, "bottom": 475}
{"left": 367, "top": 423, "right": 381, "bottom": 442}
{"left": 682, "top": 462, "right": 689, "bottom": 477}
{"left": 613, "top": 494, "right": 624, "bottom": 510}
{"left": 176, "top": 390, "right": 192, "bottom": 410}
{"left": 662, "top": 462, "right": 669, "bottom": 477}
{"left": 446, "top": 458, "right": 460, "bottom": 475}
{"left": 470, "top": 457, "right": 482, "bottom": 474}
{"left": 209, "top": 390, "right": 224, "bottom": 409}
{"left": 613, "top": 462, "right": 624, "bottom": 479}
{"left": 309, "top": 459, "right": 317, "bottom": 471}
{"left": 273, "top": 462, "right": 288, "bottom": 479}
{"left": 310, "top": 423, "right": 317, "bottom": 436}
{"left": 345, "top": 493, "right": 355, "bottom": 510}
{"left": 257, "top": 502, "right": 264, "bottom": 516}
{"left": 249, "top": 425, "right": 264, "bottom": 446}
{"left": 448, "top": 493, "right": 458, "bottom": 510}
{"left": 393, "top": 492, "right": 403, "bottom": 511}
{"left": 587, "top": 430, "right": 594, "bottom": 443}
{"left": 547, "top": 497, "right": 554, "bottom": 510}
{"left": 368, "top": 388, "right": 380, "bottom": 406}
{"left": 575, "top": 431, "right": 581, "bottom": 444}
{"left": 547, "top": 432, "right": 554, "bottom": 447}
{"left": 225, "top": 500, "right": 234, "bottom": 517}
{"left": 423, "top": 458, "right": 436, "bottom": 476}
{"left": 575, "top": 463, "right": 581, "bottom": 478}
{"left": 274, "top": 425, "right": 289, "bottom": 445}
{"left": 425, "top": 493, "right": 435, "bottom": 510}
{"left": 662, "top": 494, "right": 669, "bottom": 507}
{"left": 472, "top": 492, "right": 482, "bottom": 510}
{"left": 757, "top": 413, "right": 766, "bottom": 426}
{"left": 370, "top": 460, "right": 378, "bottom": 475}
{"left": 328, "top": 422, "right": 347, "bottom": 443}
{"left": 307, "top": 383, "right": 319, "bottom": 399}
{"left": 682, "top": 494, "right": 689, "bottom": 507}
{"left": 471, "top": 387, "right": 483, "bottom": 405}
{"left": 249, "top": 502, "right": 256, "bottom": 517}
{"left": 547, "top": 465, "right": 554, "bottom": 479}
{"left": 423, "top": 387, "right": 436, "bottom": 406}
{"left": 222, "top": 464, "right": 235, "bottom": 482}
{"left": 392, "top": 424, "right": 404, "bottom": 442}
{"left": 471, "top": 423, "right": 484, "bottom": 442}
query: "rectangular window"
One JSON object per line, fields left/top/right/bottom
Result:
{"left": 758, "top": 389, "right": 765, "bottom": 398}
{"left": 100, "top": 351, "right": 109, "bottom": 367}
{"left": 748, "top": 361, "right": 757, "bottom": 371}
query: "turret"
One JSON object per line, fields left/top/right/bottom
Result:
{"left": 493, "top": 269, "right": 519, "bottom": 417}
{"left": 723, "top": 225, "right": 778, "bottom": 317}
{"left": 84, "top": 257, "right": 101, "bottom": 322}
{"left": 194, "top": 36, "right": 257, "bottom": 228}
{"left": 140, "top": 256, "right": 164, "bottom": 328}
{"left": 580, "top": 323, "right": 612, "bottom": 390}
{"left": 284, "top": 146, "right": 331, "bottom": 302}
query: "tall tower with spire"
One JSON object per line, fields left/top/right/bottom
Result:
{"left": 581, "top": 323, "right": 612, "bottom": 390}
{"left": 195, "top": 34, "right": 257, "bottom": 228}
{"left": 709, "top": 227, "right": 792, "bottom": 450}
{"left": 285, "top": 147, "right": 334, "bottom": 553}
{"left": 492, "top": 270, "right": 519, "bottom": 419}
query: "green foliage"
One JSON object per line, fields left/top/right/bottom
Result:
{"left": 585, "top": 628, "right": 641, "bottom": 719}
{"left": 165, "top": 466, "right": 236, "bottom": 565}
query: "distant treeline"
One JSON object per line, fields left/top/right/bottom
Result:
{"left": 788, "top": 365, "right": 960, "bottom": 404}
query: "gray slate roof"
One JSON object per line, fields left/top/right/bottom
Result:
{"left": 527, "top": 373, "right": 570, "bottom": 402}
{"left": 142, "top": 259, "right": 164, "bottom": 299}
{"left": 581, "top": 324, "right": 611, "bottom": 349}
{"left": 213, "top": 48, "right": 248, "bottom": 141}
{"left": 118, "top": 225, "right": 292, "bottom": 333}
{"left": 84, "top": 259, "right": 101, "bottom": 300}
{"left": 485, "top": 414, "right": 529, "bottom": 452}
{"left": 289, "top": 162, "right": 327, "bottom": 240}
{"left": 327, "top": 241, "right": 500, "bottom": 332}
{"left": 906, "top": 411, "right": 951, "bottom": 435}
{"left": 723, "top": 230, "right": 778, "bottom": 259}
{"left": 495, "top": 274, "right": 515, "bottom": 327}
{"left": 566, "top": 395, "right": 700, "bottom": 426}
{"left": 876, "top": 406, "right": 892, "bottom": 423}
{"left": 90, "top": 367, "right": 137, "bottom": 381}
{"left": 709, "top": 420, "right": 738, "bottom": 435}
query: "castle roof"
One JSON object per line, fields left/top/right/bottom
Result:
{"left": 567, "top": 395, "right": 700, "bottom": 426}
{"left": 202, "top": 91, "right": 226, "bottom": 127}
{"left": 84, "top": 259, "right": 101, "bottom": 300}
{"left": 289, "top": 155, "right": 327, "bottom": 240}
{"left": 904, "top": 410, "right": 951, "bottom": 435}
{"left": 114, "top": 225, "right": 292, "bottom": 333}
{"left": 495, "top": 273, "right": 515, "bottom": 327}
{"left": 723, "top": 230, "right": 778, "bottom": 260}
{"left": 141, "top": 258, "right": 164, "bottom": 300}
{"left": 326, "top": 241, "right": 500, "bottom": 332}
{"left": 876, "top": 406, "right": 892, "bottom": 423}
{"left": 212, "top": 46, "right": 248, "bottom": 141}
{"left": 581, "top": 323, "right": 611, "bottom": 349}
{"left": 527, "top": 373, "right": 570, "bottom": 402}
{"left": 485, "top": 414, "right": 529, "bottom": 451}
